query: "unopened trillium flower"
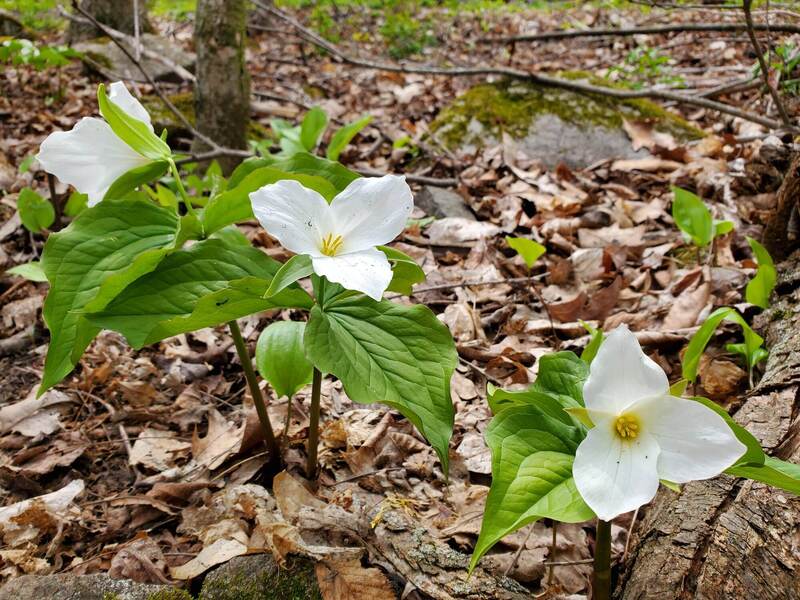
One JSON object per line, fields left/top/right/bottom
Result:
{"left": 573, "top": 325, "right": 746, "bottom": 521}
{"left": 37, "top": 82, "right": 156, "bottom": 206}
{"left": 250, "top": 175, "right": 413, "bottom": 301}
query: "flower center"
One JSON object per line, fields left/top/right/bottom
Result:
{"left": 614, "top": 414, "right": 640, "bottom": 440}
{"left": 321, "top": 233, "right": 344, "bottom": 256}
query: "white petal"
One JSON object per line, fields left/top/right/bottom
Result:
{"left": 311, "top": 247, "right": 393, "bottom": 301}
{"left": 329, "top": 175, "right": 413, "bottom": 253}
{"left": 583, "top": 325, "right": 669, "bottom": 414}
{"left": 250, "top": 180, "right": 334, "bottom": 257}
{"left": 635, "top": 395, "right": 746, "bottom": 483}
{"left": 37, "top": 117, "right": 150, "bottom": 206}
{"left": 108, "top": 81, "right": 152, "bottom": 129}
{"left": 573, "top": 426, "right": 661, "bottom": 521}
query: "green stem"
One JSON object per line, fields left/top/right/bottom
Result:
{"left": 228, "top": 319, "right": 280, "bottom": 464}
{"left": 593, "top": 519, "right": 612, "bottom": 600}
{"left": 306, "top": 368, "right": 323, "bottom": 479}
{"left": 168, "top": 159, "right": 198, "bottom": 220}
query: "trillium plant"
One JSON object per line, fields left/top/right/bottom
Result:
{"left": 471, "top": 325, "right": 800, "bottom": 598}
{"left": 33, "top": 82, "right": 456, "bottom": 478}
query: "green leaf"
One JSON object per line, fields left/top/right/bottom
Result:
{"left": 530, "top": 351, "right": 588, "bottom": 409}
{"left": 64, "top": 192, "right": 88, "bottom": 217}
{"left": 682, "top": 307, "right": 765, "bottom": 381}
{"left": 256, "top": 321, "right": 313, "bottom": 399}
{"left": 378, "top": 246, "right": 426, "bottom": 295}
{"left": 202, "top": 168, "right": 338, "bottom": 235}
{"left": 713, "top": 219, "right": 734, "bottom": 237}
{"left": 263, "top": 254, "right": 314, "bottom": 299}
{"left": 270, "top": 153, "right": 359, "bottom": 193}
{"left": 671, "top": 186, "right": 713, "bottom": 247}
{"left": 469, "top": 405, "right": 593, "bottom": 572}
{"left": 304, "top": 296, "right": 457, "bottom": 474}
{"left": 505, "top": 236, "right": 546, "bottom": 269}
{"left": 103, "top": 160, "right": 169, "bottom": 202}
{"left": 86, "top": 238, "right": 312, "bottom": 347}
{"left": 745, "top": 237, "right": 776, "bottom": 309}
{"left": 690, "top": 396, "right": 765, "bottom": 467}
{"left": 40, "top": 199, "right": 180, "bottom": 393}
{"left": 727, "top": 456, "right": 800, "bottom": 495}
{"left": 579, "top": 320, "right": 603, "bottom": 364}
{"left": 487, "top": 386, "right": 576, "bottom": 425}
{"left": 300, "top": 107, "right": 328, "bottom": 152}
{"left": 17, "top": 187, "right": 55, "bottom": 233}
{"left": 6, "top": 261, "right": 48, "bottom": 282}
{"left": 326, "top": 115, "right": 373, "bottom": 161}
{"left": 97, "top": 84, "right": 170, "bottom": 161}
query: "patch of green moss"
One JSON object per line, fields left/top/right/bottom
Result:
{"left": 429, "top": 73, "right": 704, "bottom": 150}
{"left": 147, "top": 589, "right": 194, "bottom": 600}
{"left": 199, "top": 557, "right": 320, "bottom": 600}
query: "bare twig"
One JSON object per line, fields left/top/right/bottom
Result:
{"left": 255, "top": 1, "right": 795, "bottom": 133}
{"left": 481, "top": 22, "right": 800, "bottom": 44}
{"left": 355, "top": 166, "right": 457, "bottom": 187}
{"left": 504, "top": 526, "right": 534, "bottom": 576}
{"left": 743, "top": 0, "right": 793, "bottom": 129}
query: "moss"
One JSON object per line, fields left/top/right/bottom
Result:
{"left": 199, "top": 556, "right": 320, "bottom": 600}
{"left": 429, "top": 73, "right": 704, "bottom": 150}
{"left": 147, "top": 589, "right": 194, "bottom": 600}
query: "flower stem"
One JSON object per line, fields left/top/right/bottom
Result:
{"left": 168, "top": 159, "right": 198, "bottom": 219}
{"left": 228, "top": 319, "right": 280, "bottom": 466}
{"left": 306, "top": 368, "right": 323, "bottom": 479}
{"left": 593, "top": 519, "right": 612, "bottom": 600}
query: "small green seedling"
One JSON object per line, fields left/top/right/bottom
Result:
{"left": 682, "top": 307, "right": 767, "bottom": 387}
{"left": 671, "top": 187, "right": 733, "bottom": 249}
{"left": 17, "top": 187, "right": 55, "bottom": 233}
{"left": 506, "top": 236, "right": 546, "bottom": 269}
{"left": 268, "top": 108, "right": 372, "bottom": 161}
{"left": 745, "top": 237, "right": 776, "bottom": 309}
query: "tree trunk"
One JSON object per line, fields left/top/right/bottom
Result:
{"left": 69, "top": 0, "right": 150, "bottom": 42}
{"left": 617, "top": 247, "right": 800, "bottom": 599}
{"left": 192, "top": 0, "right": 250, "bottom": 174}
{"left": 763, "top": 153, "right": 800, "bottom": 261}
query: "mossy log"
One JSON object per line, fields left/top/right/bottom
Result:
{"left": 617, "top": 251, "right": 800, "bottom": 599}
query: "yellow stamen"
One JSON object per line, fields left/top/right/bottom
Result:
{"left": 321, "top": 233, "right": 344, "bottom": 256}
{"left": 614, "top": 414, "right": 640, "bottom": 440}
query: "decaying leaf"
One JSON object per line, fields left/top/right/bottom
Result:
{"left": 315, "top": 558, "right": 395, "bottom": 600}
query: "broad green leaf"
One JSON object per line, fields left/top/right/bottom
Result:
{"left": 203, "top": 168, "right": 337, "bottom": 235}
{"left": 672, "top": 186, "right": 713, "bottom": 247}
{"left": 745, "top": 237, "right": 776, "bottom": 309}
{"left": 263, "top": 254, "right": 314, "bottom": 299}
{"left": 64, "top": 191, "right": 88, "bottom": 217}
{"left": 378, "top": 245, "right": 426, "bottom": 295}
{"left": 97, "top": 84, "right": 170, "bottom": 161}
{"left": 40, "top": 199, "right": 179, "bottom": 393}
{"left": 727, "top": 456, "right": 800, "bottom": 495}
{"left": 682, "top": 307, "right": 765, "bottom": 381}
{"left": 18, "top": 187, "right": 55, "bottom": 233}
{"left": 270, "top": 153, "right": 359, "bottom": 193}
{"left": 86, "top": 238, "right": 312, "bottom": 347}
{"left": 487, "top": 386, "right": 576, "bottom": 425}
{"left": 256, "top": 321, "right": 313, "bottom": 399}
{"left": 530, "top": 351, "right": 588, "bottom": 409}
{"left": 690, "top": 396, "right": 764, "bottom": 467}
{"left": 469, "top": 405, "right": 593, "bottom": 572}
{"left": 304, "top": 296, "right": 456, "bottom": 473}
{"left": 327, "top": 115, "right": 373, "bottom": 161}
{"left": 506, "top": 236, "right": 546, "bottom": 269}
{"left": 6, "top": 261, "right": 47, "bottom": 282}
{"left": 713, "top": 219, "right": 734, "bottom": 237}
{"left": 103, "top": 160, "right": 169, "bottom": 202}
{"left": 300, "top": 107, "right": 328, "bottom": 151}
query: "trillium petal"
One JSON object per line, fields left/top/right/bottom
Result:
{"left": 635, "top": 395, "right": 746, "bottom": 483}
{"left": 311, "top": 247, "right": 393, "bottom": 301}
{"left": 108, "top": 81, "right": 152, "bottom": 129}
{"left": 37, "top": 117, "right": 151, "bottom": 207}
{"left": 330, "top": 175, "right": 413, "bottom": 253}
{"left": 250, "top": 180, "right": 333, "bottom": 257}
{"left": 573, "top": 427, "right": 661, "bottom": 521}
{"left": 583, "top": 325, "right": 669, "bottom": 414}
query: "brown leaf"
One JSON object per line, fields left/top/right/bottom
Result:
{"left": 192, "top": 409, "right": 245, "bottom": 470}
{"left": 548, "top": 291, "right": 588, "bottom": 322}
{"left": 273, "top": 471, "right": 324, "bottom": 523}
{"left": 662, "top": 282, "right": 710, "bottom": 330}
{"left": 580, "top": 276, "right": 623, "bottom": 321}
{"left": 315, "top": 558, "right": 395, "bottom": 600}
{"left": 109, "top": 536, "right": 169, "bottom": 584}
{"left": 130, "top": 427, "right": 192, "bottom": 472}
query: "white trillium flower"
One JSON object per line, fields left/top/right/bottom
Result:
{"left": 37, "top": 82, "right": 154, "bottom": 207}
{"left": 573, "top": 325, "right": 746, "bottom": 521}
{"left": 249, "top": 175, "right": 413, "bottom": 301}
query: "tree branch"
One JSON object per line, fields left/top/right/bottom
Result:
{"left": 254, "top": 1, "right": 796, "bottom": 133}
{"left": 480, "top": 22, "right": 800, "bottom": 45}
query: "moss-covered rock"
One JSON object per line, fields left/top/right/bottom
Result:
{"left": 0, "top": 573, "right": 178, "bottom": 600}
{"left": 199, "top": 554, "right": 320, "bottom": 600}
{"left": 429, "top": 74, "right": 704, "bottom": 168}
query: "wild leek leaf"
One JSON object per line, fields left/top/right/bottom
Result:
{"left": 256, "top": 321, "right": 313, "bottom": 399}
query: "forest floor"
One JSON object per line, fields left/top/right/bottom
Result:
{"left": 0, "top": 1, "right": 797, "bottom": 598}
